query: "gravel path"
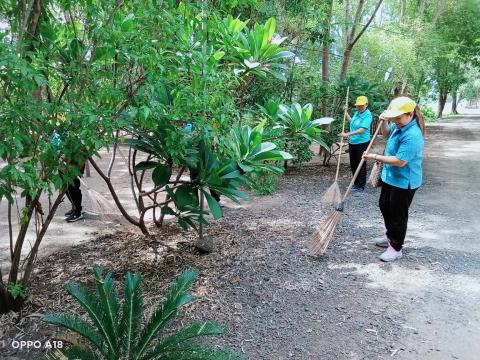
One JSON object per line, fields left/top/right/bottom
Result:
{"left": 1, "top": 115, "right": 480, "bottom": 359}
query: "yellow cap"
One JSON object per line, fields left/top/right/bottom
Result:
{"left": 355, "top": 96, "right": 368, "bottom": 106}
{"left": 381, "top": 96, "right": 416, "bottom": 118}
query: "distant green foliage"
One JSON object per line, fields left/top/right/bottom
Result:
{"left": 285, "top": 137, "right": 313, "bottom": 164}
{"left": 422, "top": 106, "right": 438, "bottom": 122}
{"left": 43, "top": 265, "right": 242, "bottom": 360}
{"left": 246, "top": 169, "right": 282, "bottom": 195}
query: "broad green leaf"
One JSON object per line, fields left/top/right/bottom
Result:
{"left": 152, "top": 164, "right": 172, "bottom": 187}
{"left": 203, "top": 191, "right": 223, "bottom": 219}
{"left": 134, "top": 161, "right": 159, "bottom": 171}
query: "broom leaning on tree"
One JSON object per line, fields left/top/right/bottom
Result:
{"left": 363, "top": 96, "right": 426, "bottom": 262}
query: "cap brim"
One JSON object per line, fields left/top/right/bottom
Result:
{"left": 355, "top": 101, "right": 367, "bottom": 106}
{"left": 381, "top": 109, "right": 404, "bottom": 118}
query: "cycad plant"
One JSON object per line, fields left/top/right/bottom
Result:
{"left": 42, "top": 266, "right": 241, "bottom": 360}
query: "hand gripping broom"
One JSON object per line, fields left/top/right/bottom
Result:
{"left": 320, "top": 87, "right": 350, "bottom": 205}
{"left": 310, "top": 118, "right": 384, "bottom": 255}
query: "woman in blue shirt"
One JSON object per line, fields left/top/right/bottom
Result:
{"left": 363, "top": 97, "right": 426, "bottom": 262}
{"left": 341, "top": 95, "right": 373, "bottom": 193}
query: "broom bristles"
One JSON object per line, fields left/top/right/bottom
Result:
{"left": 86, "top": 188, "right": 119, "bottom": 222}
{"left": 309, "top": 210, "right": 343, "bottom": 255}
{"left": 320, "top": 182, "right": 341, "bottom": 205}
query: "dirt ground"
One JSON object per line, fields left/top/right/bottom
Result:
{"left": 1, "top": 114, "right": 480, "bottom": 359}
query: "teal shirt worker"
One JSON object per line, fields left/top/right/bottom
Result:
{"left": 362, "top": 96, "right": 426, "bottom": 262}
{"left": 349, "top": 109, "right": 373, "bottom": 144}
{"left": 381, "top": 119, "right": 424, "bottom": 189}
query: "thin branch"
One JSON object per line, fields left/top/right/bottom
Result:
{"left": 351, "top": 0, "right": 384, "bottom": 48}
{"left": 88, "top": 157, "right": 140, "bottom": 226}
{"left": 107, "top": 130, "right": 120, "bottom": 178}
{"left": 8, "top": 201, "right": 13, "bottom": 261}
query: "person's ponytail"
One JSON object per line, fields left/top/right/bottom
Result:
{"left": 413, "top": 105, "right": 426, "bottom": 137}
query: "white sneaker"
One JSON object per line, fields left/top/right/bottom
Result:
{"left": 373, "top": 236, "right": 389, "bottom": 248}
{"left": 379, "top": 247, "right": 402, "bottom": 262}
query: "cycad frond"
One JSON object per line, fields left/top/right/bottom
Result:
{"left": 119, "top": 272, "right": 143, "bottom": 358}
{"left": 150, "top": 345, "right": 243, "bottom": 360}
{"left": 42, "top": 313, "right": 104, "bottom": 354}
{"left": 66, "top": 282, "right": 117, "bottom": 356}
{"left": 93, "top": 265, "right": 120, "bottom": 348}
{"left": 142, "top": 321, "right": 224, "bottom": 359}
{"left": 134, "top": 269, "right": 198, "bottom": 359}
{"left": 43, "top": 346, "right": 100, "bottom": 360}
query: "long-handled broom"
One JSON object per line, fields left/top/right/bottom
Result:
{"left": 320, "top": 87, "right": 350, "bottom": 205}
{"left": 310, "top": 118, "right": 384, "bottom": 255}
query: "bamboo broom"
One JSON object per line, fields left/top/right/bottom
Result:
{"left": 310, "top": 118, "right": 384, "bottom": 255}
{"left": 321, "top": 87, "right": 350, "bottom": 205}
{"left": 78, "top": 177, "right": 117, "bottom": 221}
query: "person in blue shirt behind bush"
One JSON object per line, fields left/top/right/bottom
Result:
{"left": 340, "top": 95, "right": 373, "bottom": 194}
{"left": 363, "top": 96, "right": 426, "bottom": 262}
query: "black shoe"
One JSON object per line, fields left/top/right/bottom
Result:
{"left": 64, "top": 209, "right": 75, "bottom": 217}
{"left": 66, "top": 212, "right": 83, "bottom": 222}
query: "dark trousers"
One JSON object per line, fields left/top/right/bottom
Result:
{"left": 349, "top": 141, "right": 369, "bottom": 189}
{"left": 379, "top": 182, "right": 417, "bottom": 251}
{"left": 66, "top": 164, "right": 85, "bottom": 213}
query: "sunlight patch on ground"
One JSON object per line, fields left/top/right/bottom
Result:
{"left": 329, "top": 262, "right": 480, "bottom": 299}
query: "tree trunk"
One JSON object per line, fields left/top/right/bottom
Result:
{"left": 340, "top": 45, "right": 353, "bottom": 81}
{"left": 321, "top": 0, "right": 334, "bottom": 116}
{"left": 419, "top": 0, "right": 426, "bottom": 17}
{"left": 339, "top": 0, "right": 384, "bottom": 81}
{"left": 400, "top": 0, "right": 407, "bottom": 20}
{"left": 451, "top": 90, "right": 459, "bottom": 115}
{"left": 438, "top": 92, "right": 447, "bottom": 118}
{"left": 433, "top": 0, "right": 446, "bottom": 24}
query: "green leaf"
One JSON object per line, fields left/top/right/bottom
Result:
{"left": 265, "top": 18, "right": 276, "bottom": 42}
{"left": 122, "top": 14, "right": 135, "bottom": 32}
{"left": 203, "top": 191, "right": 223, "bottom": 219}
{"left": 134, "top": 161, "right": 159, "bottom": 171}
{"left": 268, "top": 70, "right": 287, "bottom": 82}
{"left": 152, "top": 164, "right": 172, "bottom": 187}
{"left": 161, "top": 206, "right": 176, "bottom": 215}
{"left": 213, "top": 51, "right": 225, "bottom": 60}
{"left": 174, "top": 184, "right": 198, "bottom": 211}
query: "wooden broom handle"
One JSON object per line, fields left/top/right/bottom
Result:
{"left": 334, "top": 87, "right": 349, "bottom": 182}
{"left": 341, "top": 118, "right": 384, "bottom": 202}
